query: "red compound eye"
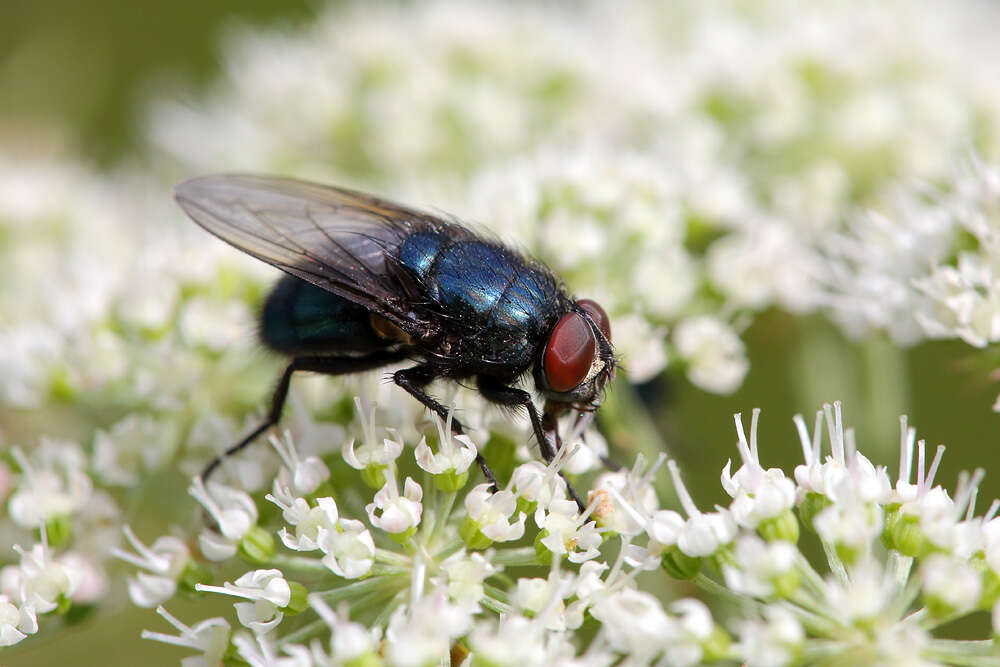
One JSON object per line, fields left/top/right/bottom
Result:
{"left": 578, "top": 299, "right": 611, "bottom": 342}
{"left": 544, "top": 312, "right": 597, "bottom": 393}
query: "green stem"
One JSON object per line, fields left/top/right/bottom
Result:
{"left": 483, "top": 584, "right": 511, "bottom": 605}
{"left": 269, "top": 554, "right": 335, "bottom": 574}
{"left": 374, "top": 548, "right": 411, "bottom": 566}
{"left": 372, "top": 589, "right": 408, "bottom": 628}
{"left": 433, "top": 490, "right": 458, "bottom": 543}
{"left": 923, "top": 639, "right": 1000, "bottom": 666}
{"left": 489, "top": 547, "right": 541, "bottom": 567}
{"left": 480, "top": 595, "right": 514, "bottom": 615}
{"left": 276, "top": 618, "right": 327, "bottom": 648}
{"left": 316, "top": 575, "right": 400, "bottom": 603}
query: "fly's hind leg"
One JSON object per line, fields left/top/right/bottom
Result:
{"left": 201, "top": 350, "right": 407, "bottom": 481}
{"left": 393, "top": 365, "right": 498, "bottom": 491}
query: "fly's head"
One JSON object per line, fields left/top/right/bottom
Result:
{"left": 535, "top": 298, "right": 616, "bottom": 419}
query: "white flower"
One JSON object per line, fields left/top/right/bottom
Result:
{"left": 189, "top": 478, "right": 258, "bottom": 561}
{"left": 267, "top": 484, "right": 339, "bottom": 553}
{"left": 8, "top": 444, "right": 92, "bottom": 527}
{"left": 510, "top": 460, "right": 567, "bottom": 514}
{"left": 792, "top": 403, "right": 891, "bottom": 504}
{"left": 667, "top": 459, "right": 737, "bottom": 558}
{"left": 589, "top": 588, "right": 674, "bottom": 663}
{"left": 673, "top": 316, "right": 748, "bottom": 394}
{"left": 646, "top": 509, "right": 685, "bottom": 552}
{"left": 142, "top": 606, "right": 231, "bottom": 667}
{"left": 0, "top": 595, "right": 36, "bottom": 647}
{"left": 197, "top": 569, "right": 291, "bottom": 635}
{"left": 179, "top": 297, "right": 254, "bottom": 351}
{"left": 537, "top": 499, "right": 603, "bottom": 563}
{"left": 513, "top": 570, "right": 574, "bottom": 632}
{"left": 706, "top": 219, "right": 820, "bottom": 314}
{"left": 722, "top": 410, "right": 797, "bottom": 529}
{"left": 722, "top": 535, "right": 797, "bottom": 598}
{"left": 737, "top": 607, "right": 804, "bottom": 667}
{"left": 232, "top": 632, "right": 312, "bottom": 667}
{"left": 813, "top": 492, "right": 883, "bottom": 555}
{"left": 591, "top": 454, "right": 662, "bottom": 536}
{"left": 269, "top": 431, "right": 330, "bottom": 498}
{"left": 57, "top": 552, "right": 107, "bottom": 605}
{"left": 822, "top": 559, "right": 894, "bottom": 624}
{"left": 921, "top": 554, "right": 982, "bottom": 614}
{"left": 439, "top": 551, "right": 498, "bottom": 611}
{"left": 92, "top": 414, "right": 178, "bottom": 486}
{"left": 309, "top": 595, "right": 380, "bottom": 664}
{"left": 469, "top": 615, "right": 547, "bottom": 667}
{"left": 464, "top": 483, "right": 526, "bottom": 542}
{"left": 384, "top": 590, "right": 471, "bottom": 667}
{"left": 112, "top": 525, "right": 191, "bottom": 608}
{"left": 365, "top": 469, "right": 423, "bottom": 536}
{"left": 414, "top": 411, "right": 477, "bottom": 476}
{"left": 318, "top": 518, "right": 375, "bottom": 579}
{"left": 7, "top": 542, "right": 75, "bottom": 612}
{"left": 342, "top": 398, "right": 404, "bottom": 471}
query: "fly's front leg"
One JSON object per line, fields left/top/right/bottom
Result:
{"left": 394, "top": 365, "right": 498, "bottom": 490}
{"left": 477, "top": 378, "right": 585, "bottom": 512}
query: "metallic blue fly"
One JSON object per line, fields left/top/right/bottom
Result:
{"left": 174, "top": 174, "right": 616, "bottom": 509}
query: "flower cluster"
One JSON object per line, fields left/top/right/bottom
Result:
{"left": 105, "top": 400, "right": 1000, "bottom": 666}
{"left": 0, "top": 440, "right": 114, "bottom": 646}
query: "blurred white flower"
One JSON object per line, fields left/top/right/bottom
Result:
{"left": 111, "top": 526, "right": 191, "bottom": 608}
{"left": 189, "top": 478, "right": 258, "bottom": 561}
{"left": 197, "top": 569, "right": 291, "bottom": 635}
{"left": 673, "top": 316, "right": 748, "bottom": 394}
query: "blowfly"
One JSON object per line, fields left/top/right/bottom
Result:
{"left": 174, "top": 174, "right": 616, "bottom": 509}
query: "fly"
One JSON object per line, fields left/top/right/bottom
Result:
{"left": 174, "top": 174, "right": 616, "bottom": 509}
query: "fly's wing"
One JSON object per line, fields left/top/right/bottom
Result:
{"left": 174, "top": 173, "right": 461, "bottom": 331}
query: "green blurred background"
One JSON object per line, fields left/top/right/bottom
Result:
{"left": 3, "top": 0, "right": 1000, "bottom": 664}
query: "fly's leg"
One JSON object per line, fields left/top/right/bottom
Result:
{"left": 201, "top": 351, "right": 407, "bottom": 481}
{"left": 476, "top": 378, "right": 586, "bottom": 512}
{"left": 393, "top": 365, "right": 498, "bottom": 490}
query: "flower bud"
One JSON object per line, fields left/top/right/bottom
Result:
{"left": 238, "top": 526, "right": 276, "bottom": 564}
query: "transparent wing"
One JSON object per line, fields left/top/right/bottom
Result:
{"left": 174, "top": 173, "right": 460, "bottom": 328}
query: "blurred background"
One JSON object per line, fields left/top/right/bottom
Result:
{"left": 4, "top": 0, "right": 1000, "bottom": 664}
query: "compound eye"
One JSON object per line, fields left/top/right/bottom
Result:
{"left": 544, "top": 312, "right": 597, "bottom": 393}
{"left": 578, "top": 299, "right": 611, "bottom": 342}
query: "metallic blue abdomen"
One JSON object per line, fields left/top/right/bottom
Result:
{"left": 260, "top": 275, "right": 386, "bottom": 354}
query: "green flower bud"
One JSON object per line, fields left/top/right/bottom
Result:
{"left": 459, "top": 516, "right": 493, "bottom": 550}
{"left": 283, "top": 581, "right": 309, "bottom": 615}
{"left": 178, "top": 559, "right": 211, "bottom": 594}
{"left": 661, "top": 546, "right": 703, "bottom": 580}
{"left": 238, "top": 525, "right": 275, "bottom": 564}
{"left": 43, "top": 516, "right": 73, "bottom": 549}
{"left": 433, "top": 469, "right": 469, "bottom": 492}
{"left": 701, "top": 625, "right": 732, "bottom": 662}
{"left": 759, "top": 510, "right": 800, "bottom": 544}
{"left": 797, "top": 492, "right": 831, "bottom": 533}
{"left": 884, "top": 512, "right": 928, "bottom": 558}
{"left": 771, "top": 568, "right": 801, "bottom": 599}
{"left": 361, "top": 464, "right": 387, "bottom": 489}
{"left": 388, "top": 526, "right": 417, "bottom": 544}
{"left": 344, "top": 653, "right": 383, "bottom": 667}
{"left": 534, "top": 529, "right": 555, "bottom": 565}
